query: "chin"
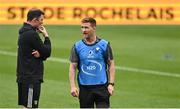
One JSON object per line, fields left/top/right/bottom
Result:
{"left": 84, "top": 35, "right": 89, "bottom": 39}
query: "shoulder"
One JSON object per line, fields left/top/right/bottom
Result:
{"left": 21, "top": 29, "right": 38, "bottom": 38}
{"left": 99, "top": 39, "right": 109, "bottom": 44}
{"left": 27, "top": 30, "right": 38, "bottom": 35}
{"left": 74, "top": 40, "right": 84, "bottom": 48}
{"left": 97, "top": 39, "right": 109, "bottom": 50}
{"left": 75, "top": 40, "right": 83, "bottom": 44}
{"left": 74, "top": 40, "right": 86, "bottom": 52}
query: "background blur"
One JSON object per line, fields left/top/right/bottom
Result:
{"left": 0, "top": 0, "right": 180, "bottom": 108}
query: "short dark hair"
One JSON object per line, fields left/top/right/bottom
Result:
{"left": 81, "top": 17, "right": 96, "bottom": 27}
{"left": 27, "top": 8, "right": 44, "bottom": 21}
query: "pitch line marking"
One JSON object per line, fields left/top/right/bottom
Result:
{"left": 0, "top": 50, "right": 180, "bottom": 78}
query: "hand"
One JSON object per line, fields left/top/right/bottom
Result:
{"left": 108, "top": 84, "right": 114, "bottom": 96}
{"left": 70, "top": 87, "right": 79, "bottom": 97}
{"left": 32, "top": 50, "right": 40, "bottom": 58}
{"left": 37, "top": 25, "right": 49, "bottom": 37}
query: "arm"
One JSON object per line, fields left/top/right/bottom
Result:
{"left": 31, "top": 26, "right": 51, "bottom": 60}
{"left": 69, "top": 63, "right": 79, "bottom": 97}
{"left": 107, "top": 60, "right": 115, "bottom": 96}
{"left": 69, "top": 45, "right": 79, "bottom": 97}
{"left": 106, "top": 42, "right": 115, "bottom": 95}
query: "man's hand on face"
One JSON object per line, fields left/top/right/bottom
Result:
{"left": 37, "top": 25, "right": 49, "bottom": 37}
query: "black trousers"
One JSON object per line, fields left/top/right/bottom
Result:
{"left": 18, "top": 82, "right": 41, "bottom": 108}
{"left": 79, "top": 85, "right": 110, "bottom": 108}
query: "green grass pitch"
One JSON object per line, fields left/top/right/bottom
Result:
{"left": 0, "top": 25, "right": 180, "bottom": 107}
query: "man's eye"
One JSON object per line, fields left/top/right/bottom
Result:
{"left": 81, "top": 26, "right": 89, "bottom": 29}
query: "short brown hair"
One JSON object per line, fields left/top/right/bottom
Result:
{"left": 27, "top": 8, "right": 44, "bottom": 21}
{"left": 81, "top": 17, "right": 96, "bottom": 27}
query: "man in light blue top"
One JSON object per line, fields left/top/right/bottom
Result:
{"left": 69, "top": 17, "right": 115, "bottom": 108}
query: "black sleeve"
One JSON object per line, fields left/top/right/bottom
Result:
{"left": 105, "top": 42, "right": 114, "bottom": 61}
{"left": 69, "top": 45, "right": 79, "bottom": 63}
{"left": 30, "top": 32, "right": 51, "bottom": 60}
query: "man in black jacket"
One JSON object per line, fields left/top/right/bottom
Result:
{"left": 16, "top": 8, "right": 51, "bottom": 108}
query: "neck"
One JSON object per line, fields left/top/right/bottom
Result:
{"left": 84, "top": 35, "right": 96, "bottom": 44}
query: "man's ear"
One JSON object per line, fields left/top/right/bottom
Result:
{"left": 32, "top": 18, "right": 38, "bottom": 22}
{"left": 93, "top": 26, "right": 96, "bottom": 30}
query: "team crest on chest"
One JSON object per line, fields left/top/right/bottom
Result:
{"left": 87, "top": 50, "right": 94, "bottom": 58}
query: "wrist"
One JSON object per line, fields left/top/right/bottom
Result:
{"left": 108, "top": 82, "right": 114, "bottom": 86}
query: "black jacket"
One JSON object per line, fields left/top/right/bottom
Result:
{"left": 16, "top": 23, "right": 51, "bottom": 83}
